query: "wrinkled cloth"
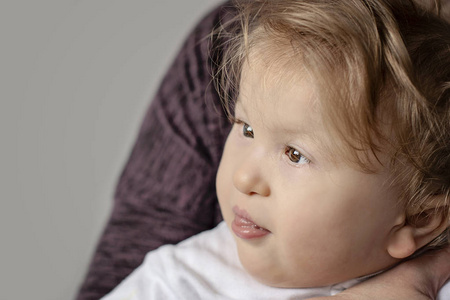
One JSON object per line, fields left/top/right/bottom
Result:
{"left": 76, "top": 3, "right": 234, "bottom": 299}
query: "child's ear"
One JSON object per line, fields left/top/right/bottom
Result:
{"left": 387, "top": 195, "right": 449, "bottom": 259}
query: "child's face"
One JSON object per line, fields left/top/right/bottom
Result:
{"left": 216, "top": 55, "right": 404, "bottom": 288}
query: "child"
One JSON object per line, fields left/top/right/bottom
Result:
{"left": 102, "top": 0, "right": 450, "bottom": 299}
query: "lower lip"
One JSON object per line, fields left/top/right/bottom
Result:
{"left": 231, "top": 212, "right": 271, "bottom": 240}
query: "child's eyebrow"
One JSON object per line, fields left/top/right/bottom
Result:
{"left": 233, "top": 99, "right": 250, "bottom": 118}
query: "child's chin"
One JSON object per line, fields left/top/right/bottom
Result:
{"left": 252, "top": 274, "right": 333, "bottom": 289}
{"left": 245, "top": 264, "right": 354, "bottom": 289}
{"left": 237, "top": 248, "right": 355, "bottom": 288}
{"left": 243, "top": 264, "right": 326, "bottom": 289}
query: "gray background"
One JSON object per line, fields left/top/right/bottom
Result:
{"left": 0, "top": 1, "right": 223, "bottom": 299}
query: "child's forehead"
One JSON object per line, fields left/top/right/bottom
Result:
{"left": 238, "top": 44, "right": 391, "bottom": 173}
{"left": 237, "top": 71, "right": 320, "bottom": 139}
{"left": 246, "top": 36, "right": 308, "bottom": 79}
{"left": 241, "top": 44, "right": 318, "bottom": 103}
{"left": 239, "top": 48, "right": 320, "bottom": 124}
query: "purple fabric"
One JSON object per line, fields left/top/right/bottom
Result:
{"left": 76, "top": 3, "right": 234, "bottom": 299}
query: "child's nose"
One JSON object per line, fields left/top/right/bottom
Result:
{"left": 232, "top": 157, "right": 270, "bottom": 197}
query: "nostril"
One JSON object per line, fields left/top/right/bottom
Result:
{"left": 232, "top": 168, "right": 253, "bottom": 195}
{"left": 233, "top": 165, "right": 270, "bottom": 197}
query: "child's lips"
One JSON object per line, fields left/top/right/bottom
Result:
{"left": 231, "top": 206, "right": 271, "bottom": 239}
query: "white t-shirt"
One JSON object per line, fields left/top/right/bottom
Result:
{"left": 102, "top": 222, "right": 450, "bottom": 300}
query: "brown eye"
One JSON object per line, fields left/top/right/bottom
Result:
{"left": 243, "top": 123, "right": 254, "bottom": 138}
{"left": 285, "top": 147, "right": 310, "bottom": 164}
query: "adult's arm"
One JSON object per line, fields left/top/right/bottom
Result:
{"left": 76, "top": 3, "right": 233, "bottom": 299}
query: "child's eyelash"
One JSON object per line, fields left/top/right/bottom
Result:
{"left": 285, "top": 146, "right": 311, "bottom": 165}
{"left": 235, "top": 119, "right": 254, "bottom": 138}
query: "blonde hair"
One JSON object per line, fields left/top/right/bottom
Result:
{"left": 212, "top": 0, "right": 450, "bottom": 248}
